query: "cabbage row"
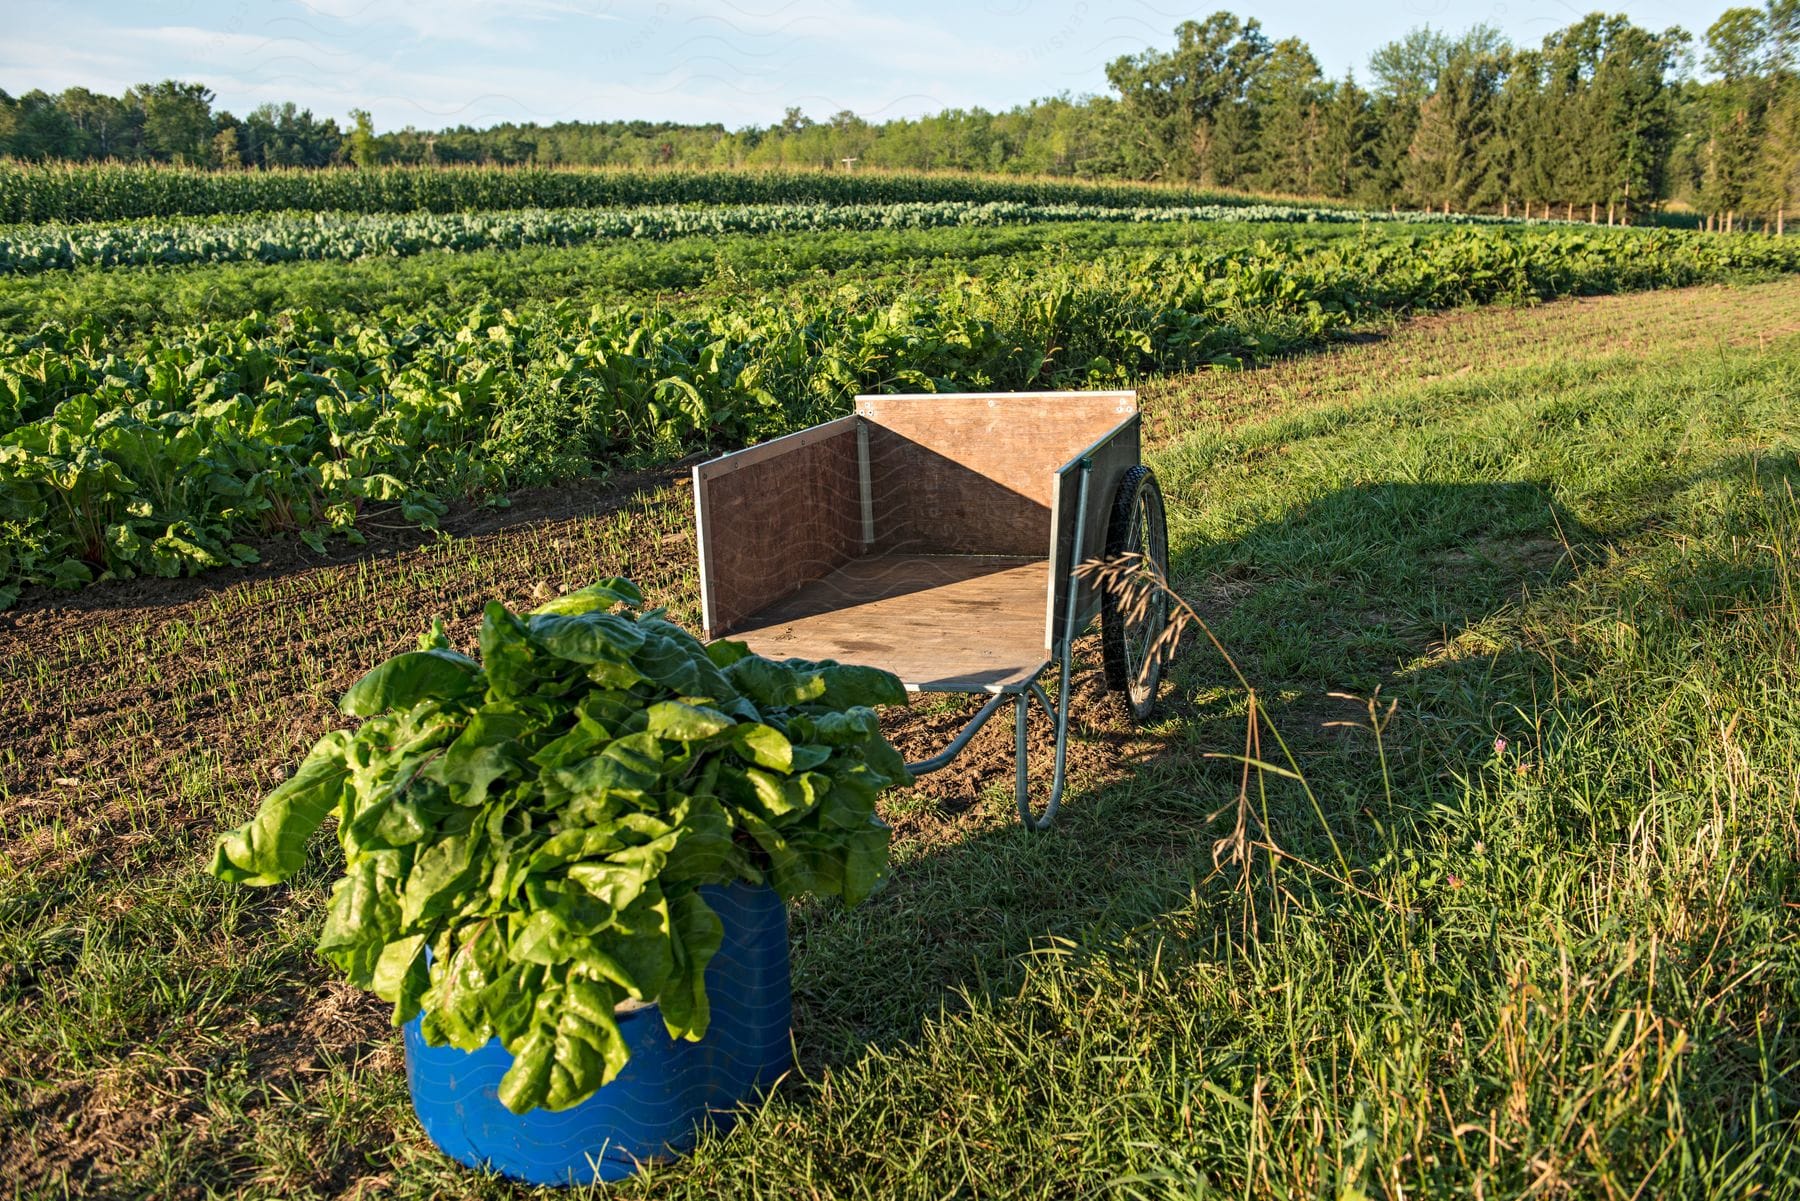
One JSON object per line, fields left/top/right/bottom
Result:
{"left": 0, "top": 201, "right": 1529, "bottom": 276}
{"left": 3, "top": 227, "right": 1796, "bottom": 605}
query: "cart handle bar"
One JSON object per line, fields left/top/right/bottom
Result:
{"left": 904, "top": 691, "right": 1010, "bottom": 775}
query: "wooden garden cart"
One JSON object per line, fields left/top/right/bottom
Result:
{"left": 691, "top": 390, "right": 1170, "bottom": 830}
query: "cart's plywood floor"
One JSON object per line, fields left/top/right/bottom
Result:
{"left": 729, "top": 553, "right": 1051, "bottom": 693}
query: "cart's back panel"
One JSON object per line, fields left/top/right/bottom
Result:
{"left": 855, "top": 391, "right": 1136, "bottom": 559}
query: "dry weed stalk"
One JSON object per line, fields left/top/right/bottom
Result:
{"left": 1080, "top": 551, "right": 1402, "bottom": 913}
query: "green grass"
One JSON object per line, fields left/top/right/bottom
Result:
{"left": 3, "top": 282, "right": 1799, "bottom": 1197}
{"left": 650, "top": 295, "right": 1800, "bottom": 1199}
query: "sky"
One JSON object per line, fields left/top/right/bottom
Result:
{"left": 1, "top": 0, "right": 1709, "bottom": 133}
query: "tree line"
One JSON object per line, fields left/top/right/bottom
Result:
{"left": 3, "top": 5, "right": 1796, "bottom": 229}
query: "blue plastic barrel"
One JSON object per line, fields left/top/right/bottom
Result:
{"left": 404, "top": 881, "right": 792, "bottom": 1186}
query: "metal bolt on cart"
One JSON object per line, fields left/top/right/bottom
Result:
{"left": 693, "top": 391, "right": 1171, "bottom": 830}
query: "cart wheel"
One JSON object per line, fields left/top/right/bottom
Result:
{"left": 1100, "top": 465, "right": 1170, "bottom": 720}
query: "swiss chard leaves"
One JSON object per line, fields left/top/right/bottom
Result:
{"left": 210, "top": 729, "right": 353, "bottom": 885}
{"left": 212, "top": 578, "right": 907, "bottom": 1114}
{"left": 340, "top": 649, "right": 483, "bottom": 717}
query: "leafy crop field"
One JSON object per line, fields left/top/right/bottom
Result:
{"left": 0, "top": 162, "right": 1351, "bottom": 225}
{"left": 4, "top": 280, "right": 1798, "bottom": 1198}
{"left": 3, "top": 220, "right": 1796, "bottom": 604}
{"left": 0, "top": 218, "right": 1360, "bottom": 336}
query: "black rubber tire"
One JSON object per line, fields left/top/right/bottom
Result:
{"left": 1100, "top": 465, "right": 1171, "bottom": 721}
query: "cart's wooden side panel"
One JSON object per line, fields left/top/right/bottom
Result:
{"left": 1048, "top": 414, "right": 1141, "bottom": 649}
{"left": 694, "top": 417, "right": 863, "bottom": 640}
{"left": 857, "top": 392, "right": 1135, "bottom": 557}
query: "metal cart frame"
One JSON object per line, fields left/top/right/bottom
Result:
{"left": 692, "top": 391, "right": 1167, "bottom": 830}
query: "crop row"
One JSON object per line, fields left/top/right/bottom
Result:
{"left": 0, "top": 163, "right": 1361, "bottom": 226}
{"left": 3, "top": 227, "right": 1796, "bottom": 604}
{"left": 0, "top": 200, "right": 1526, "bottom": 276}
{"left": 0, "top": 218, "right": 1318, "bottom": 340}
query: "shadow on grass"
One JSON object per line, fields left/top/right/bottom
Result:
{"left": 788, "top": 478, "right": 1597, "bottom": 1063}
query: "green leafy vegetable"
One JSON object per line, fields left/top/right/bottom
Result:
{"left": 211, "top": 578, "right": 908, "bottom": 1114}
{"left": 210, "top": 729, "right": 353, "bottom": 886}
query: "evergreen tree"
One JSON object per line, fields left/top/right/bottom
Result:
{"left": 1318, "top": 74, "right": 1377, "bottom": 200}
{"left": 1206, "top": 89, "right": 1260, "bottom": 186}
{"left": 1486, "top": 49, "right": 1541, "bottom": 215}
{"left": 1751, "top": 74, "right": 1800, "bottom": 224}
{"left": 1589, "top": 20, "right": 1687, "bottom": 222}
{"left": 1364, "top": 94, "right": 1417, "bottom": 205}
{"left": 1666, "top": 82, "right": 1712, "bottom": 207}
{"left": 1405, "top": 48, "right": 1502, "bottom": 210}
{"left": 1370, "top": 24, "right": 1505, "bottom": 206}
{"left": 1539, "top": 21, "right": 1595, "bottom": 215}
{"left": 1704, "top": 6, "right": 1772, "bottom": 222}
{"left": 1253, "top": 39, "right": 1326, "bottom": 193}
